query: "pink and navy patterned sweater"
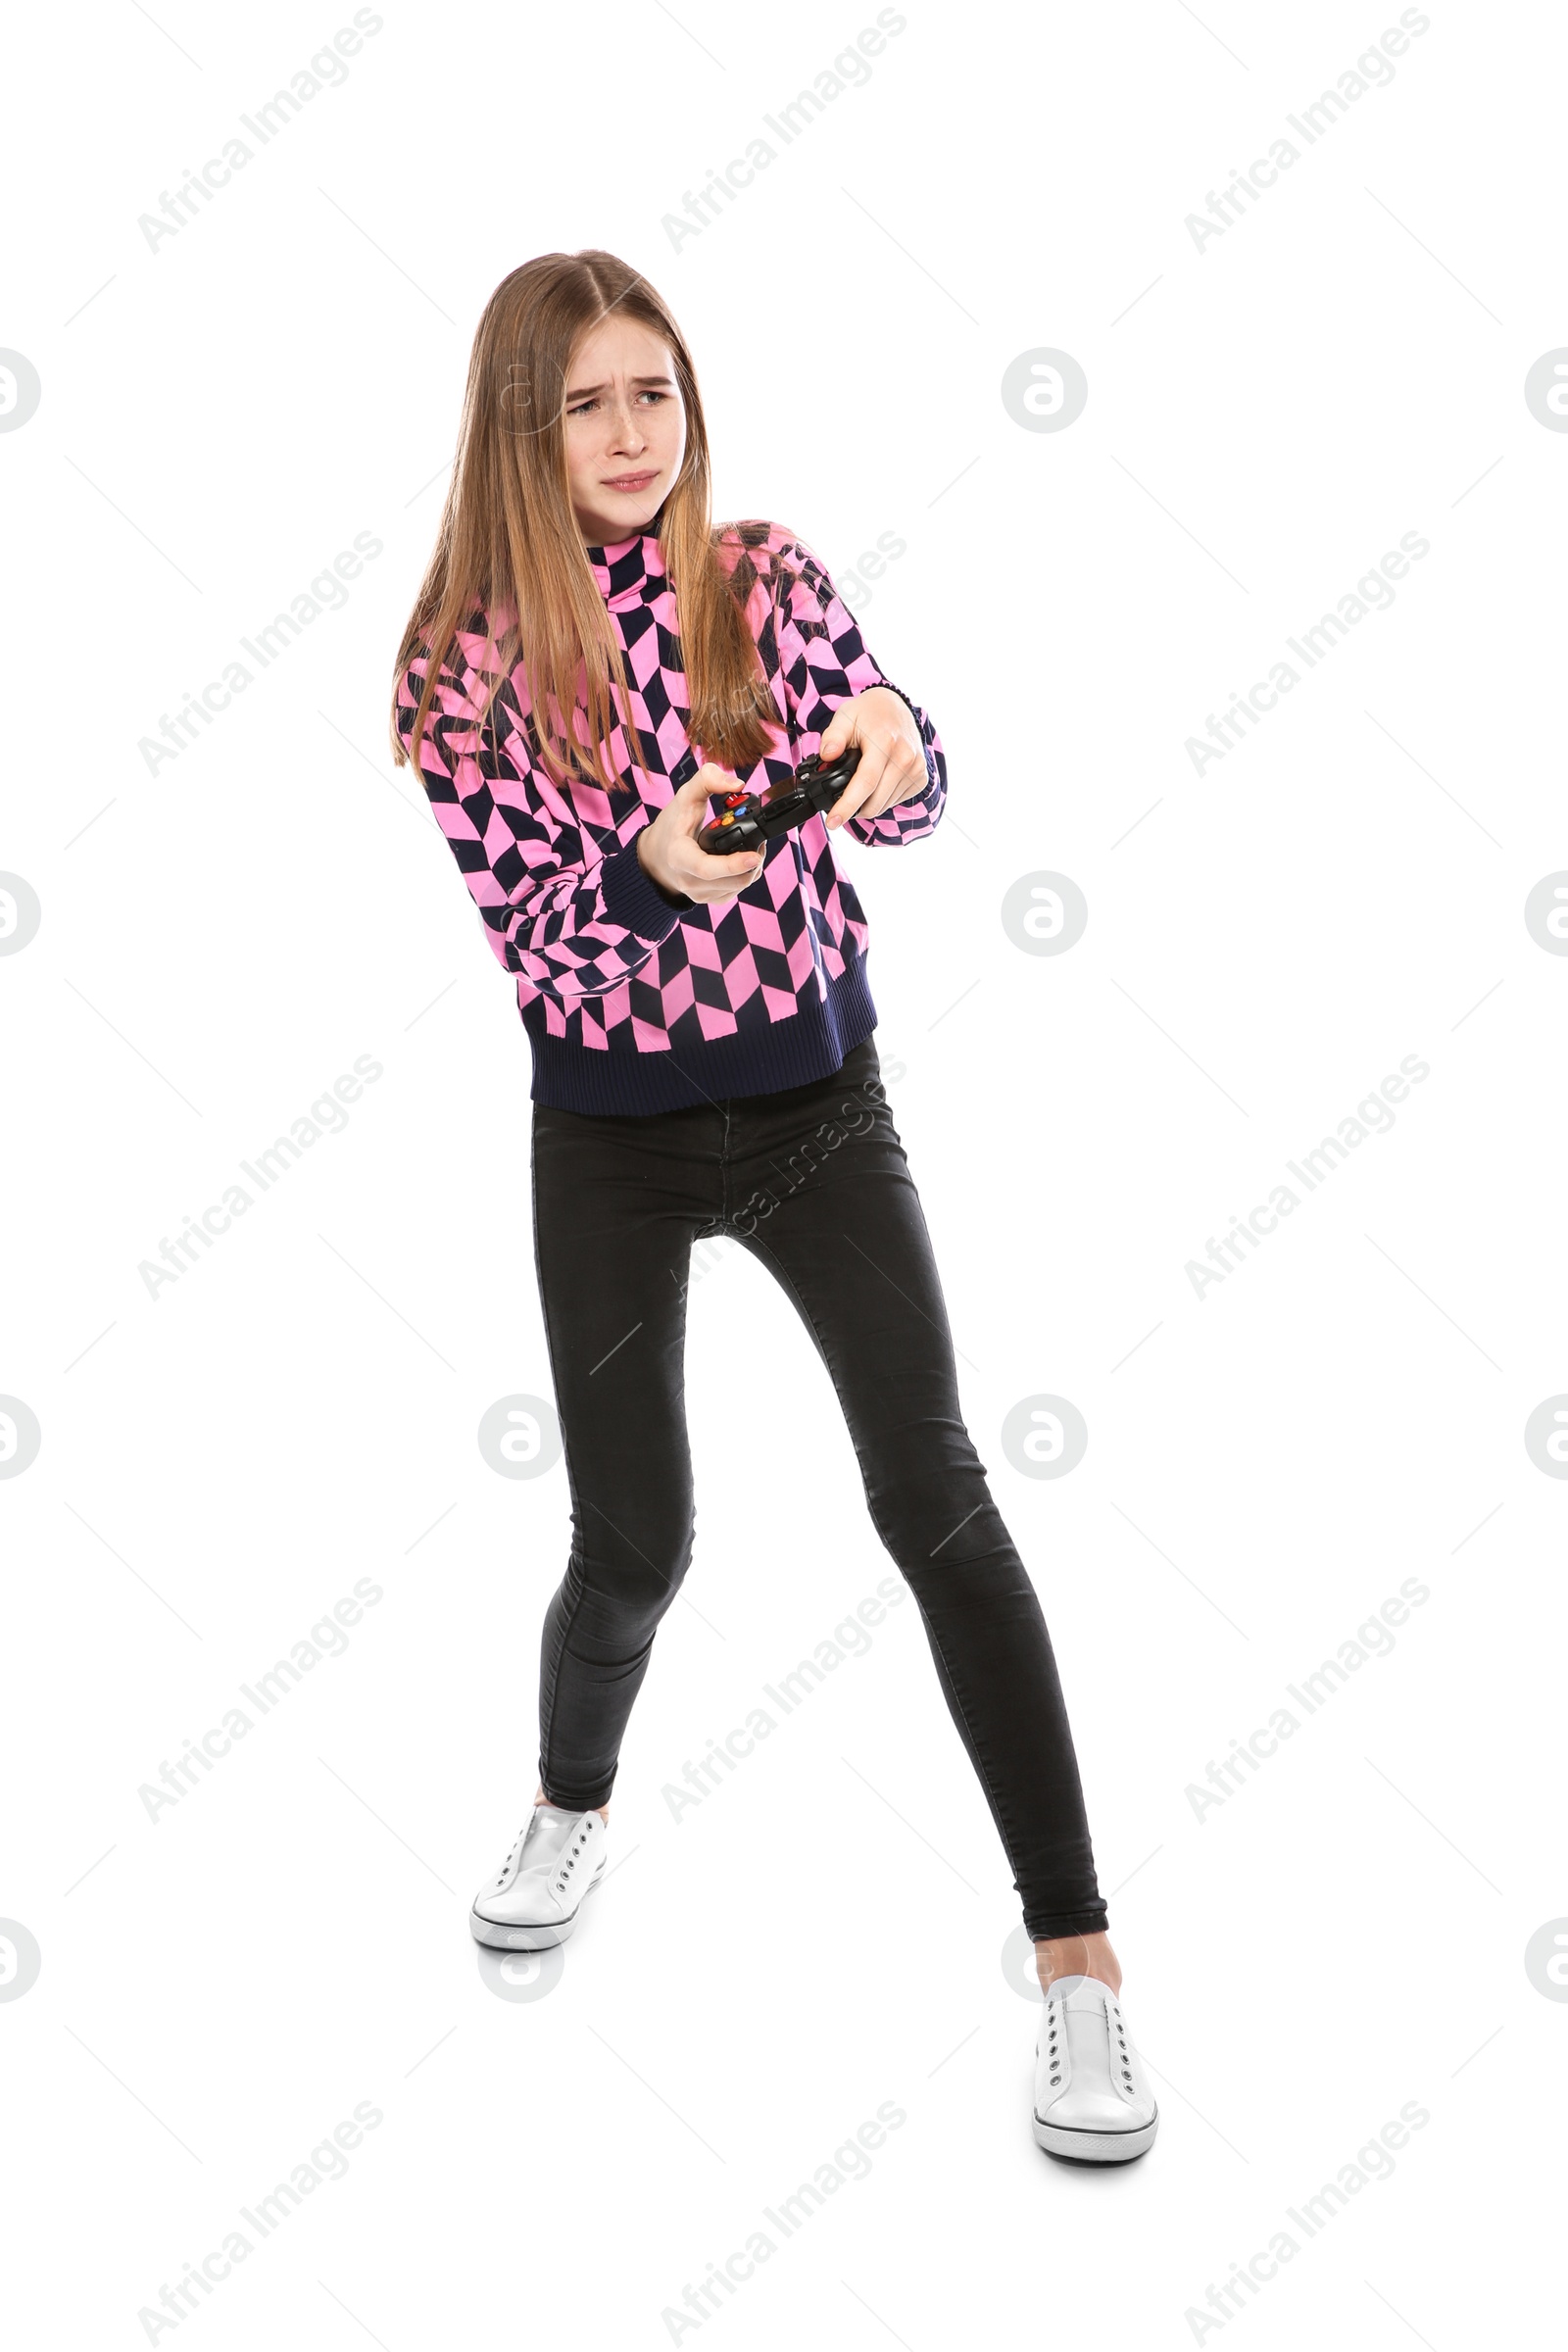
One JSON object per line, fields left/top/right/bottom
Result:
{"left": 396, "top": 518, "right": 946, "bottom": 1114}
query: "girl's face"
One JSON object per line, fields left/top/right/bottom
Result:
{"left": 562, "top": 314, "right": 687, "bottom": 546}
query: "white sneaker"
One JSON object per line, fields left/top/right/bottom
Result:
{"left": 1032, "top": 1974, "right": 1159, "bottom": 2164}
{"left": 468, "top": 1804, "right": 608, "bottom": 1951}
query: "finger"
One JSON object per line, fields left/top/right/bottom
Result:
{"left": 695, "top": 864, "right": 764, "bottom": 903}
{"left": 676, "top": 846, "right": 764, "bottom": 892}
{"left": 676, "top": 768, "right": 734, "bottom": 821}
{"left": 826, "top": 741, "right": 891, "bottom": 830}
{"left": 816, "top": 711, "right": 854, "bottom": 763}
{"left": 824, "top": 776, "right": 873, "bottom": 830}
{"left": 858, "top": 747, "right": 924, "bottom": 823}
{"left": 676, "top": 770, "right": 747, "bottom": 841}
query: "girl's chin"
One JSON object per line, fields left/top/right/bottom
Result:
{"left": 592, "top": 502, "right": 662, "bottom": 538}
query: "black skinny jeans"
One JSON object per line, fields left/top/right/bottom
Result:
{"left": 528, "top": 1037, "right": 1108, "bottom": 1940}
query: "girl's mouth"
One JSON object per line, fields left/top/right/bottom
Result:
{"left": 602, "top": 470, "right": 658, "bottom": 491}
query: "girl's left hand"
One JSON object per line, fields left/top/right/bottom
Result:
{"left": 815, "top": 687, "right": 929, "bottom": 830}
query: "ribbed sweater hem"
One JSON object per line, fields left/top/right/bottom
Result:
{"left": 522, "top": 955, "right": 878, "bottom": 1115}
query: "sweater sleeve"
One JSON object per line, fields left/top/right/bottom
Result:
{"left": 771, "top": 531, "right": 947, "bottom": 848}
{"left": 397, "top": 633, "right": 685, "bottom": 1003}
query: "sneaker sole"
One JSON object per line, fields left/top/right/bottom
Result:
{"left": 469, "top": 1865, "right": 605, "bottom": 1951}
{"left": 1032, "top": 2108, "right": 1158, "bottom": 2165}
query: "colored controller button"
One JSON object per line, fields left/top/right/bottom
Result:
{"left": 719, "top": 811, "right": 735, "bottom": 826}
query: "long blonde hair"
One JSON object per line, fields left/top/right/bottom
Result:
{"left": 391, "top": 249, "right": 793, "bottom": 793}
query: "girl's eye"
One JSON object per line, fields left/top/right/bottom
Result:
{"left": 566, "top": 390, "right": 669, "bottom": 416}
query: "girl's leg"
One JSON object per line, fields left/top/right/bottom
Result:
{"left": 726, "top": 1049, "right": 1110, "bottom": 1947}
{"left": 528, "top": 1099, "right": 718, "bottom": 1813}
{"left": 532, "top": 1783, "right": 609, "bottom": 1821}
{"left": 1036, "top": 1931, "right": 1119, "bottom": 1994}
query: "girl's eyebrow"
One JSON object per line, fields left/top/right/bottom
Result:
{"left": 564, "top": 373, "right": 676, "bottom": 400}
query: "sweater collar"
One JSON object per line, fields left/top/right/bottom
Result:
{"left": 583, "top": 507, "right": 670, "bottom": 611}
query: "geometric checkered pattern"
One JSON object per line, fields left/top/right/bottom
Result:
{"left": 397, "top": 520, "right": 946, "bottom": 1103}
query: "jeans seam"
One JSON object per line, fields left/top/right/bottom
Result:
{"left": 901, "top": 1582, "right": 1039, "bottom": 1898}
{"left": 719, "top": 1100, "right": 732, "bottom": 1229}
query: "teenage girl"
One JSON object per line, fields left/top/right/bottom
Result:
{"left": 391, "top": 250, "right": 1157, "bottom": 2164}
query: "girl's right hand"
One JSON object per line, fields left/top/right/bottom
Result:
{"left": 635, "top": 766, "right": 765, "bottom": 904}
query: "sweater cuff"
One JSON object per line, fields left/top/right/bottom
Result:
{"left": 599, "top": 838, "right": 690, "bottom": 943}
{"left": 869, "top": 676, "right": 937, "bottom": 791}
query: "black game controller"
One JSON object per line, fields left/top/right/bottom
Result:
{"left": 697, "top": 745, "right": 861, "bottom": 855}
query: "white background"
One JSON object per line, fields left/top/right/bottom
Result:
{"left": 3, "top": 1, "right": 1563, "bottom": 2343}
